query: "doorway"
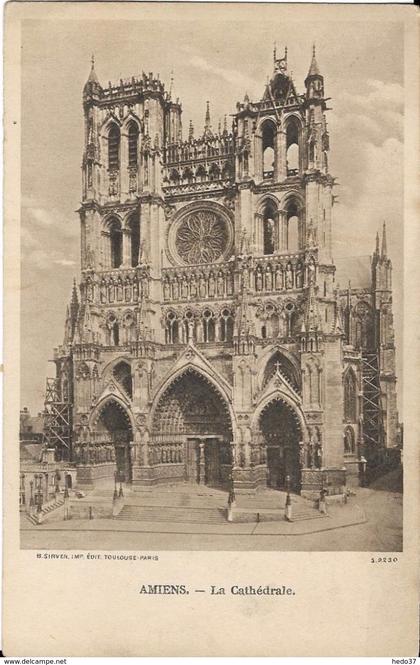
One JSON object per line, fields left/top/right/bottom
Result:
{"left": 95, "top": 399, "right": 133, "bottom": 483}
{"left": 260, "top": 398, "right": 302, "bottom": 492}
{"left": 185, "top": 438, "right": 200, "bottom": 483}
{"left": 204, "top": 438, "right": 222, "bottom": 487}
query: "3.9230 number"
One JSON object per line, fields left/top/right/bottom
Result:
{"left": 370, "top": 556, "right": 399, "bottom": 563}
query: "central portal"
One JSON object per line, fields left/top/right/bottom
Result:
{"left": 185, "top": 436, "right": 228, "bottom": 487}
{"left": 153, "top": 369, "right": 233, "bottom": 488}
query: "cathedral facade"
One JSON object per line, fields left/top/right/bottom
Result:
{"left": 47, "top": 48, "right": 398, "bottom": 497}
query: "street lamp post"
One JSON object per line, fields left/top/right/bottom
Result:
{"left": 113, "top": 470, "right": 118, "bottom": 501}
{"left": 20, "top": 473, "right": 26, "bottom": 509}
{"left": 29, "top": 480, "right": 34, "bottom": 513}
{"left": 284, "top": 474, "right": 292, "bottom": 521}
{"left": 227, "top": 472, "right": 236, "bottom": 522}
{"left": 36, "top": 474, "right": 43, "bottom": 513}
{"left": 359, "top": 456, "right": 367, "bottom": 487}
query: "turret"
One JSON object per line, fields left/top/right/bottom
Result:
{"left": 372, "top": 223, "right": 392, "bottom": 292}
{"left": 83, "top": 55, "right": 102, "bottom": 104}
{"left": 305, "top": 45, "right": 324, "bottom": 100}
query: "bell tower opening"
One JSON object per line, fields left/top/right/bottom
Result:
{"left": 109, "top": 218, "right": 123, "bottom": 268}
{"left": 262, "top": 120, "right": 276, "bottom": 178}
{"left": 286, "top": 201, "right": 300, "bottom": 251}
{"left": 286, "top": 117, "right": 300, "bottom": 175}
{"left": 263, "top": 202, "right": 276, "bottom": 255}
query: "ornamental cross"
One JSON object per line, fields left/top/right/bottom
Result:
{"left": 274, "top": 361, "right": 282, "bottom": 373}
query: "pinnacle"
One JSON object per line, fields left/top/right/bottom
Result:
{"left": 307, "top": 44, "right": 321, "bottom": 78}
{"left": 381, "top": 221, "right": 387, "bottom": 258}
{"left": 87, "top": 54, "right": 100, "bottom": 85}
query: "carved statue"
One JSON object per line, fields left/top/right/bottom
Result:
{"left": 188, "top": 319, "right": 195, "bottom": 342}
{"left": 275, "top": 266, "right": 283, "bottom": 290}
{"left": 308, "top": 260, "right": 316, "bottom": 285}
{"left": 100, "top": 281, "right": 106, "bottom": 303}
{"left": 208, "top": 273, "right": 215, "bottom": 297}
{"left": 190, "top": 277, "right": 197, "bottom": 298}
{"left": 173, "top": 279, "right": 179, "bottom": 299}
{"left": 181, "top": 276, "right": 189, "bottom": 299}
{"left": 199, "top": 274, "right": 206, "bottom": 298}
{"left": 163, "top": 280, "right": 170, "bottom": 300}
{"left": 217, "top": 272, "right": 224, "bottom": 296}
{"left": 315, "top": 444, "right": 323, "bottom": 469}
{"left": 285, "top": 264, "right": 293, "bottom": 289}
{"left": 242, "top": 265, "right": 249, "bottom": 290}
{"left": 299, "top": 442, "right": 305, "bottom": 467}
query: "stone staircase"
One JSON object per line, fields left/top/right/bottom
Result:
{"left": 23, "top": 497, "right": 65, "bottom": 525}
{"left": 116, "top": 504, "right": 227, "bottom": 525}
{"left": 286, "top": 506, "right": 325, "bottom": 522}
{"left": 113, "top": 488, "right": 324, "bottom": 525}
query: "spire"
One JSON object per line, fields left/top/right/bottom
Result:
{"left": 69, "top": 279, "right": 79, "bottom": 340}
{"left": 63, "top": 305, "right": 71, "bottom": 346}
{"left": 305, "top": 44, "right": 323, "bottom": 88}
{"left": 203, "top": 101, "right": 212, "bottom": 137}
{"left": 381, "top": 222, "right": 387, "bottom": 258}
{"left": 333, "top": 288, "right": 343, "bottom": 335}
{"left": 169, "top": 70, "right": 174, "bottom": 99}
{"left": 273, "top": 41, "right": 277, "bottom": 63}
{"left": 188, "top": 119, "right": 194, "bottom": 141}
{"left": 308, "top": 44, "right": 321, "bottom": 77}
{"left": 86, "top": 54, "right": 100, "bottom": 86}
{"left": 375, "top": 231, "right": 380, "bottom": 255}
{"left": 71, "top": 278, "right": 79, "bottom": 306}
{"left": 223, "top": 114, "right": 227, "bottom": 134}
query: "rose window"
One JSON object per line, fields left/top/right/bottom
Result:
{"left": 175, "top": 211, "right": 228, "bottom": 264}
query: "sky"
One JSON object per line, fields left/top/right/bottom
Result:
{"left": 20, "top": 13, "right": 404, "bottom": 415}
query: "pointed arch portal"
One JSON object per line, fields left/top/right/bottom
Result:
{"left": 152, "top": 368, "right": 233, "bottom": 487}
{"left": 95, "top": 399, "right": 133, "bottom": 482}
{"left": 259, "top": 397, "right": 302, "bottom": 492}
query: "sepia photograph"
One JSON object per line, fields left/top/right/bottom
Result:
{"left": 18, "top": 10, "right": 406, "bottom": 553}
{"left": 4, "top": 2, "right": 419, "bottom": 657}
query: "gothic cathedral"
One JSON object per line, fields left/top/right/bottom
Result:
{"left": 46, "top": 48, "right": 399, "bottom": 497}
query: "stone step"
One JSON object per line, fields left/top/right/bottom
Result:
{"left": 289, "top": 511, "right": 325, "bottom": 522}
{"left": 116, "top": 505, "right": 227, "bottom": 525}
{"left": 24, "top": 513, "right": 39, "bottom": 525}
